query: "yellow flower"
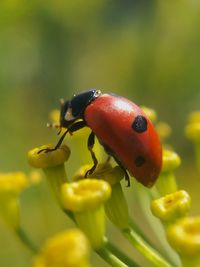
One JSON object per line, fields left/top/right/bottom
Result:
{"left": 141, "top": 106, "right": 157, "bottom": 122}
{"left": 141, "top": 106, "right": 172, "bottom": 143}
{"left": 33, "top": 229, "right": 91, "bottom": 267}
{"left": 28, "top": 144, "right": 70, "bottom": 169}
{"left": 156, "top": 122, "right": 172, "bottom": 143}
{"left": 185, "top": 111, "right": 200, "bottom": 173}
{"left": 185, "top": 111, "right": 200, "bottom": 141}
{"left": 62, "top": 179, "right": 111, "bottom": 212}
{"left": 167, "top": 216, "right": 200, "bottom": 267}
{"left": 187, "top": 111, "right": 200, "bottom": 124}
{"left": 73, "top": 163, "right": 129, "bottom": 230}
{"left": 156, "top": 149, "right": 181, "bottom": 196}
{"left": 162, "top": 149, "right": 181, "bottom": 173}
{"left": 185, "top": 123, "right": 200, "bottom": 142}
{"left": 0, "top": 172, "right": 28, "bottom": 229}
{"left": 29, "top": 170, "right": 43, "bottom": 185}
{"left": 185, "top": 110, "right": 200, "bottom": 142}
{"left": 62, "top": 179, "right": 111, "bottom": 249}
{"left": 0, "top": 172, "right": 28, "bottom": 194}
{"left": 151, "top": 190, "right": 191, "bottom": 225}
{"left": 28, "top": 145, "right": 70, "bottom": 207}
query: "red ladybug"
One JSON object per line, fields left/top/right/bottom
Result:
{"left": 43, "top": 89, "right": 162, "bottom": 187}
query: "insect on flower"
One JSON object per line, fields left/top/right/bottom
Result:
{"left": 39, "top": 89, "right": 162, "bottom": 187}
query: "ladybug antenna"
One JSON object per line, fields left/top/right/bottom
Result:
{"left": 46, "top": 122, "right": 62, "bottom": 136}
{"left": 47, "top": 122, "right": 61, "bottom": 128}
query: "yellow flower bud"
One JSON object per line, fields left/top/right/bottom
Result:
{"left": 62, "top": 179, "right": 111, "bottom": 212}
{"left": 185, "top": 110, "right": 200, "bottom": 142}
{"left": 28, "top": 145, "right": 70, "bottom": 206}
{"left": 167, "top": 216, "right": 200, "bottom": 267}
{"left": 185, "top": 112, "right": 200, "bottom": 173}
{"left": 73, "top": 163, "right": 129, "bottom": 230}
{"left": 141, "top": 106, "right": 157, "bottom": 122}
{"left": 156, "top": 122, "right": 172, "bottom": 143}
{"left": 151, "top": 190, "right": 191, "bottom": 225}
{"left": 33, "top": 229, "right": 91, "bottom": 267}
{"left": 156, "top": 149, "right": 181, "bottom": 196}
{"left": 0, "top": 172, "right": 28, "bottom": 229}
{"left": 29, "top": 170, "right": 43, "bottom": 185}
{"left": 162, "top": 150, "right": 181, "bottom": 173}
{"left": 0, "top": 172, "right": 28, "bottom": 194}
{"left": 28, "top": 144, "right": 70, "bottom": 169}
{"left": 187, "top": 111, "right": 200, "bottom": 124}
{"left": 62, "top": 179, "right": 111, "bottom": 249}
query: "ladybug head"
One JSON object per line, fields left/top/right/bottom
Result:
{"left": 60, "top": 89, "right": 101, "bottom": 128}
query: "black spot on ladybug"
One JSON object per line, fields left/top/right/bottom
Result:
{"left": 132, "top": 115, "right": 147, "bottom": 133}
{"left": 135, "top": 156, "right": 145, "bottom": 167}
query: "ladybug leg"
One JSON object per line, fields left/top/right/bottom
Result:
{"left": 67, "top": 120, "right": 86, "bottom": 134}
{"left": 103, "top": 144, "right": 130, "bottom": 187}
{"left": 85, "top": 132, "right": 98, "bottom": 177}
{"left": 38, "top": 120, "right": 86, "bottom": 154}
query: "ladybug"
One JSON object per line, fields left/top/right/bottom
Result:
{"left": 43, "top": 89, "right": 162, "bottom": 187}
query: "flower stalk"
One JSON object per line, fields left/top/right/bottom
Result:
{"left": 28, "top": 144, "right": 70, "bottom": 206}
{"left": 16, "top": 227, "right": 39, "bottom": 253}
{"left": 96, "top": 244, "right": 130, "bottom": 267}
{"left": 156, "top": 150, "right": 181, "bottom": 196}
{"left": 122, "top": 227, "right": 172, "bottom": 267}
{"left": 73, "top": 162, "right": 129, "bottom": 229}
{"left": 61, "top": 179, "right": 111, "bottom": 250}
{"left": 134, "top": 182, "right": 180, "bottom": 266}
{"left": 74, "top": 163, "right": 172, "bottom": 265}
{"left": 0, "top": 172, "right": 28, "bottom": 229}
{"left": 0, "top": 172, "right": 38, "bottom": 253}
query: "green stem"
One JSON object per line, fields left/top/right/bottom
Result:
{"left": 62, "top": 208, "right": 136, "bottom": 266}
{"left": 156, "top": 172, "right": 177, "bottom": 196}
{"left": 135, "top": 183, "right": 180, "bottom": 266}
{"left": 16, "top": 227, "right": 39, "bottom": 253}
{"left": 129, "top": 219, "right": 154, "bottom": 248}
{"left": 96, "top": 244, "right": 130, "bottom": 267}
{"left": 44, "top": 164, "right": 68, "bottom": 205}
{"left": 105, "top": 238, "right": 141, "bottom": 267}
{"left": 129, "top": 219, "right": 175, "bottom": 265}
{"left": 122, "top": 227, "right": 172, "bottom": 267}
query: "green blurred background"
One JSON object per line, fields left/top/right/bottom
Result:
{"left": 0, "top": 1, "right": 200, "bottom": 266}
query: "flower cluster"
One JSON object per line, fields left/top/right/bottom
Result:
{"left": 0, "top": 107, "right": 200, "bottom": 267}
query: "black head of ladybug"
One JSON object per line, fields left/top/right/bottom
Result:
{"left": 60, "top": 89, "right": 101, "bottom": 128}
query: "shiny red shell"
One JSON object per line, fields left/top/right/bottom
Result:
{"left": 84, "top": 94, "right": 162, "bottom": 187}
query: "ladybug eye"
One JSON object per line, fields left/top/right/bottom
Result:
{"left": 132, "top": 115, "right": 147, "bottom": 133}
{"left": 134, "top": 156, "right": 145, "bottom": 167}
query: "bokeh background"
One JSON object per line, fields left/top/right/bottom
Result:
{"left": 0, "top": 1, "right": 200, "bottom": 266}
